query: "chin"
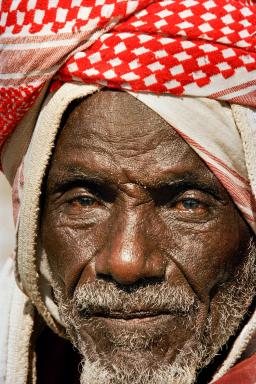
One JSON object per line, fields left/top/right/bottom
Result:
{"left": 79, "top": 353, "right": 198, "bottom": 384}
{"left": 73, "top": 314, "right": 207, "bottom": 384}
{"left": 72, "top": 314, "right": 202, "bottom": 384}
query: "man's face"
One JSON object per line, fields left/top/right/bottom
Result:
{"left": 41, "top": 91, "right": 255, "bottom": 384}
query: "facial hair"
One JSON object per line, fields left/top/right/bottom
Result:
{"left": 51, "top": 240, "right": 256, "bottom": 384}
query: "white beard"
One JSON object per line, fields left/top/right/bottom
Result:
{"left": 80, "top": 358, "right": 197, "bottom": 384}
{"left": 51, "top": 240, "right": 256, "bottom": 384}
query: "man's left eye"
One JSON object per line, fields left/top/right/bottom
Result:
{"left": 180, "top": 199, "right": 201, "bottom": 210}
{"left": 175, "top": 198, "right": 207, "bottom": 213}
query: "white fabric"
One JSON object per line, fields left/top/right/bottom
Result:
{"left": 0, "top": 258, "right": 14, "bottom": 384}
{"left": 0, "top": 257, "right": 34, "bottom": 384}
{"left": 130, "top": 93, "right": 247, "bottom": 177}
{"left": 231, "top": 105, "right": 256, "bottom": 200}
{"left": 17, "top": 83, "right": 100, "bottom": 334}
{"left": 130, "top": 92, "right": 256, "bottom": 232}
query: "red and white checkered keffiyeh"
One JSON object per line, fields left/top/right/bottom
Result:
{"left": 0, "top": 0, "right": 256, "bottom": 157}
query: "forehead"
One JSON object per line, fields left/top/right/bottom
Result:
{"left": 49, "top": 90, "right": 217, "bottom": 186}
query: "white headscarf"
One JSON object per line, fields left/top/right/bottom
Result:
{"left": 1, "top": 83, "right": 256, "bottom": 383}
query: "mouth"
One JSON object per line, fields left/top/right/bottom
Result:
{"left": 79, "top": 311, "right": 179, "bottom": 330}
{"left": 80, "top": 309, "right": 189, "bottom": 322}
{"left": 104, "top": 313, "right": 174, "bottom": 327}
{"left": 104, "top": 311, "right": 168, "bottom": 319}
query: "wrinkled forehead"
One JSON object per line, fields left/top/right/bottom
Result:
{"left": 47, "top": 90, "right": 220, "bottom": 190}
{"left": 60, "top": 90, "right": 179, "bottom": 140}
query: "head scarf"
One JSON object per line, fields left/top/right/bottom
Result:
{"left": 1, "top": 0, "right": 256, "bottom": 154}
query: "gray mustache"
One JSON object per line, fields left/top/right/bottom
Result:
{"left": 73, "top": 281, "right": 198, "bottom": 318}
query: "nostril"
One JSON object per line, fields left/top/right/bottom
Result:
{"left": 96, "top": 273, "right": 165, "bottom": 293}
{"left": 96, "top": 272, "right": 115, "bottom": 283}
{"left": 117, "top": 277, "right": 165, "bottom": 293}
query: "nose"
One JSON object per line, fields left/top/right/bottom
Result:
{"left": 95, "top": 209, "right": 165, "bottom": 285}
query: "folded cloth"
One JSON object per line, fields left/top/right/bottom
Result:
{"left": 130, "top": 92, "right": 256, "bottom": 230}
{"left": 213, "top": 353, "right": 256, "bottom": 384}
{"left": 1, "top": 0, "right": 256, "bottom": 158}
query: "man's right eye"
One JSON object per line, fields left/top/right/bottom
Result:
{"left": 49, "top": 187, "right": 111, "bottom": 225}
{"left": 68, "top": 195, "right": 98, "bottom": 209}
{"left": 71, "top": 196, "right": 97, "bottom": 206}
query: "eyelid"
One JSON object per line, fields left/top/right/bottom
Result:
{"left": 178, "top": 189, "right": 211, "bottom": 198}
{"left": 175, "top": 190, "right": 216, "bottom": 205}
{"left": 151, "top": 180, "right": 225, "bottom": 206}
{"left": 65, "top": 189, "right": 96, "bottom": 201}
{"left": 178, "top": 184, "right": 221, "bottom": 199}
{"left": 49, "top": 179, "right": 116, "bottom": 203}
{"left": 156, "top": 188, "right": 218, "bottom": 209}
{"left": 50, "top": 187, "right": 98, "bottom": 206}
{"left": 176, "top": 197, "right": 209, "bottom": 209}
{"left": 68, "top": 196, "right": 98, "bottom": 210}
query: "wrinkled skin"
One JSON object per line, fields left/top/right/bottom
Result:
{"left": 41, "top": 91, "right": 252, "bottom": 379}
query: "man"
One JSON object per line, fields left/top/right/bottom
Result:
{"left": 0, "top": 1, "right": 256, "bottom": 383}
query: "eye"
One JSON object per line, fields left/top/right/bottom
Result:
{"left": 179, "top": 199, "right": 201, "bottom": 210}
{"left": 174, "top": 197, "right": 209, "bottom": 214}
{"left": 64, "top": 194, "right": 102, "bottom": 217}
{"left": 49, "top": 187, "right": 110, "bottom": 225}
{"left": 69, "top": 195, "right": 98, "bottom": 209}
{"left": 73, "top": 196, "right": 97, "bottom": 207}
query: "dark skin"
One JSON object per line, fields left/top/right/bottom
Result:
{"left": 41, "top": 90, "right": 252, "bottom": 379}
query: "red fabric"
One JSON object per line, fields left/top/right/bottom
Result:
{"left": 214, "top": 354, "right": 256, "bottom": 384}
{"left": 0, "top": 0, "right": 256, "bottom": 159}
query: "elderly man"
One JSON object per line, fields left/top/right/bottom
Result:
{"left": 0, "top": 1, "right": 256, "bottom": 383}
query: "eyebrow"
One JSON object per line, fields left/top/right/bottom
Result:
{"left": 48, "top": 167, "right": 224, "bottom": 201}
{"left": 48, "top": 167, "right": 117, "bottom": 201}
{"left": 154, "top": 175, "right": 221, "bottom": 194}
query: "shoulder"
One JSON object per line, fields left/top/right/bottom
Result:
{"left": 0, "top": 257, "right": 33, "bottom": 384}
{"left": 0, "top": 257, "right": 16, "bottom": 383}
{"left": 213, "top": 353, "right": 256, "bottom": 384}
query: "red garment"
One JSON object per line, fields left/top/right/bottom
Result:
{"left": 214, "top": 354, "right": 256, "bottom": 384}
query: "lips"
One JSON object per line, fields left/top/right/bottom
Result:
{"left": 80, "top": 308, "right": 189, "bottom": 320}
{"left": 81, "top": 309, "right": 157, "bottom": 319}
{"left": 104, "top": 311, "right": 168, "bottom": 319}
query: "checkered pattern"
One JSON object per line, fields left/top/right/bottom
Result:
{"left": 59, "top": 0, "right": 256, "bottom": 94}
{"left": 0, "top": 0, "right": 143, "bottom": 35}
{"left": 0, "top": 0, "right": 256, "bottom": 159}
{"left": 0, "top": 83, "right": 43, "bottom": 152}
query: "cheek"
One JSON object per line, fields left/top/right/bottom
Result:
{"left": 162, "top": 212, "right": 249, "bottom": 300}
{"left": 41, "top": 214, "right": 108, "bottom": 293}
